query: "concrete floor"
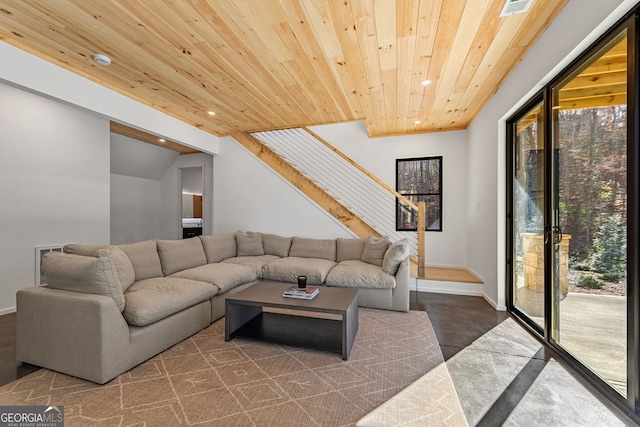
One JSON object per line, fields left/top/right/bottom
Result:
{"left": 414, "top": 291, "right": 637, "bottom": 426}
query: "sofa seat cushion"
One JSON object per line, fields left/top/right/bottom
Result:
{"left": 222, "top": 255, "right": 280, "bottom": 278}
{"left": 326, "top": 260, "right": 396, "bottom": 289}
{"left": 262, "top": 257, "right": 337, "bottom": 285}
{"left": 123, "top": 278, "right": 217, "bottom": 326}
{"left": 170, "top": 263, "right": 258, "bottom": 293}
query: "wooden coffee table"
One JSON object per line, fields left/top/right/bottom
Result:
{"left": 225, "top": 281, "right": 358, "bottom": 360}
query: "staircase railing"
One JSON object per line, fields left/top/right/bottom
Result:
{"left": 251, "top": 127, "right": 425, "bottom": 275}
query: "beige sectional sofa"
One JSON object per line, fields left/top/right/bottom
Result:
{"left": 16, "top": 232, "right": 410, "bottom": 384}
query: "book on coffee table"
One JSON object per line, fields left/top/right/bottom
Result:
{"left": 282, "top": 286, "right": 319, "bottom": 300}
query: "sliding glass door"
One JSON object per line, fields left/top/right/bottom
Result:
{"left": 508, "top": 13, "right": 637, "bottom": 416}
{"left": 551, "top": 32, "right": 628, "bottom": 396}
{"left": 511, "top": 100, "right": 546, "bottom": 331}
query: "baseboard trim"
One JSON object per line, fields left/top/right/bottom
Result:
{"left": 0, "top": 306, "right": 16, "bottom": 316}
{"left": 482, "top": 294, "right": 507, "bottom": 311}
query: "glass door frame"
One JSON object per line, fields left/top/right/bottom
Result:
{"left": 506, "top": 10, "right": 639, "bottom": 419}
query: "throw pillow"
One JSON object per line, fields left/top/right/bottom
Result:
{"left": 95, "top": 247, "right": 136, "bottom": 291}
{"left": 262, "top": 233, "right": 292, "bottom": 257}
{"left": 42, "top": 251, "right": 125, "bottom": 312}
{"left": 361, "top": 236, "right": 391, "bottom": 267}
{"left": 236, "top": 231, "right": 264, "bottom": 256}
{"left": 382, "top": 238, "right": 410, "bottom": 275}
{"left": 199, "top": 232, "right": 237, "bottom": 263}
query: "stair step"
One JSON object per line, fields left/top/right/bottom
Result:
{"left": 421, "top": 267, "right": 482, "bottom": 283}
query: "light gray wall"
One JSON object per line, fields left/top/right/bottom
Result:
{"left": 110, "top": 174, "right": 161, "bottom": 245}
{"left": 214, "top": 136, "right": 354, "bottom": 238}
{"left": 466, "top": 0, "right": 634, "bottom": 309}
{"left": 110, "top": 132, "right": 180, "bottom": 244}
{"left": 0, "top": 81, "right": 110, "bottom": 314}
{"left": 110, "top": 133, "right": 178, "bottom": 180}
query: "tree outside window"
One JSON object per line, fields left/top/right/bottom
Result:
{"left": 396, "top": 156, "right": 442, "bottom": 231}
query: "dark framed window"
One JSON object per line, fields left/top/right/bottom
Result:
{"left": 396, "top": 156, "right": 442, "bottom": 231}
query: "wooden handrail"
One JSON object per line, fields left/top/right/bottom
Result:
{"left": 417, "top": 201, "right": 426, "bottom": 278}
{"left": 302, "top": 127, "right": 419, "bottom": 212}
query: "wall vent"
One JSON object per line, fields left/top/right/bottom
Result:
{"left": 500, "top": 0, "right": 534, "bottom": 17}
{"left": 35, "top": 245, "right": 65, "bottom": 285}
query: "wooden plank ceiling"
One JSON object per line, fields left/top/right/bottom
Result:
{"left": 0, "top": 0, "right": 569, "bottom": 138}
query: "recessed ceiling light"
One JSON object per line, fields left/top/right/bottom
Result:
{"left": 207, "top": 111, "right": 216, "bottom": 116}
{"left": 413, "top": 120, "right": 421, "bottom": 125}
{"left": 421, "top": 79, "right": 432, "bottom": 86}
{"left": 159, "top": 138, "right": 166, "bottom": 143}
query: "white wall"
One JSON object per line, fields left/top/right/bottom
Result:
{"left": 0, "top": 82, "right": 110, "bottom": 314}
{"left": 467, "top": 0, "right": 635, "bottom": 309}
{"left": 110, "top": 174, "right": 161, "bottom": 245}
{"left": 160, "top": 153, "right": 214, "bottom": 240}
{"left": 309, "top": 122, "right": 468, "bottom": 267}
{"left": 110, "top": 133, "right": 179, "bottom": 180}
{"left": 214, "top": 136, "right": 353, "bottom": 238}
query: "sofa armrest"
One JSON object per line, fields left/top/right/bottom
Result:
{"left": 391, "top": 258, "right": 411, "bottom": 312}
{"left": 17, "top": 286, "right": 131, "bottom": 384}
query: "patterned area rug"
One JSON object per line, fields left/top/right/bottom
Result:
{"left": 0, "top": 308, "right": 466, "bottom": 426}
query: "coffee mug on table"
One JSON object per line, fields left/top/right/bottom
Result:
{"left": 297, "top": 275, "right": 307, "bottom": 289}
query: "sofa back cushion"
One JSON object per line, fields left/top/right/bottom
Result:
{"left": 116, "top": 240, "right": 163, "bottom": 281}
{"left": 63, "top": 243, "right": 108, "bottom": 256}
{"left": 382, "top": 238, "right": 410, "bottom": 275}
{"left": 336, "top": 238, "right": 365, "bottom": 262}
{"left": 262, "top": 233, "right": 292, "bottom": 257}
{"left": 95, "top": 247, "right": 136, "bottom": 291}
{"left": 235, "top": 232, "right": 264, "bottom": 256}
{"left": 361, "top": 236, "right": 391, "bottom": 267}
{"left": 42, "top": 251, "right": 125, "bottom": 312}
{"left": 157, "top": 237, "right": 207, "bottom": 276}
{"left": 289, "top": 237, "right": 336, "bottom": 261}
{"left": 199, "top": 233, "right": 237, "bottom": 263}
